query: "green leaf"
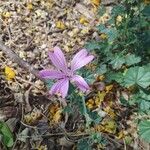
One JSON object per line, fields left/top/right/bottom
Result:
{"left": 124, "top": 67, "right": 150, "bottom": 88}
{"left": 68, "top": 83, "right": 76, "bottom": 95}
{"left": 97, "top": 24, "right": 105, "bottom": 31}
{"left": 96, "top": 64, "right": 107, "bottom": 75}
{"left": 78, "top": 68, "right": 95, "bottom": 84}
{"left": 85, "top": 74, "right": 95, "bottom": 83}
{"left": 87, "top": 110, "right": 102, "bottom": 124}
{"left": 0, "top": 121, "right": 14, "bottom": 147}
{"left": 85, "top": 41, "right": 101, "bottom": 51}
{"left": 139, "top": 90, "right": 150, "bottom": 101}
{"left": 77, "top": 138, "right": 92, "bottom": 150}
{"left": 136, "top": 90, "right": 150, "bottom": 113}
{"left": 63, "top": 105, "right": 72, "bottom": 113}
{"left": 101, "top": 28, "right": 118, "bottom": 42}
{"left": 110, "top": 55, "right": 125, "bottom": 69}
{"left": 124, "top": 136, "right": 133, "bottom": 145}
{"left": 138, "top": 120, "right": 150, "bottom": 143}
{"left": 142, "top": 5, "right": 150, "bottom": 17}
{"left": 106, "top": 72, "right": 124, "bottom": 84}
{"left": 111, "top": 4, "right": 125, "bottom": 16}
{"left": 125, "top": 54, "right": 141, "bottom": 66}
{"left": 140, "top": 100, "right": 150, "bottom": 113}
{"left": 98, "top": 6, "right": 106, "bottom": 16}
{"left": 129, "top": 91, "right": 150, "bottom": 108}
{"left": 92, "top": 133, "right": 107, "bottom": 146}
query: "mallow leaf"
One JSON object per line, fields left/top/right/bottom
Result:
{"left": 96, "top": 64, "right": 107, "bottom": 75}
{"left": 140, "top": 100, "right": 150, "bottom": 113}
{"left": 110, "top": 55, "right": 125, "bottom": 69}
{"left": 138, "top": 120, "right": 150, "bottom": 143}
{"left": 125, "top": 54, "right": 141, "bottom": 66}
{"left": 85, "top": 41, "right": 101, "bottom": 51}
{"left": 101, "top": 28, "right": 118, "bottom": 42}
{"left": 111, "top": 4, "right": 125, "bottom": 16}
{"left": 124, "top": 67, "right": 150, "bottom": 88}
{"left": 142, "top": 5, "right": 150, "bottom": 18}
{"left": 139, "top": 90, "right": 150, "bottom": 101}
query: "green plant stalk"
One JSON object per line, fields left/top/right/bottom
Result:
{"left": 81, "top": 95, "right": 92, "bottom": 128}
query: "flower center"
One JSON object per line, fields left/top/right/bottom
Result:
{"left": 65, "top": 69, "right": 73, "bottom": 78}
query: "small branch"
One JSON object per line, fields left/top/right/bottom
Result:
{"left": 0, "top": 41, "right": 42, "bottom": 80}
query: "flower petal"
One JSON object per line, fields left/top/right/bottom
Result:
{"left": 71, "top": 75, "right": 90, "bottom": 92}
{"left": 71, "top": 49, "right": 94, "bottom": 71}
{"left": 50, "top": 78, "right": 69, "bottom": 98}
{"left": 71, "top": 55, "right": 94, "bottom": 71}
{"left": 39, "top": 70, "right": 65, "bottom": 79}
{"left": 71, "top": 49, "right": 88, "bottom": 66}
{"left": 60, "top": 79, "right": 69, "bottom": 98}
{"left": 49, "top": 47, "right": 68, "bottom": 73}
{"left": 49, "top": 80, "right": 61, "bottom": 95}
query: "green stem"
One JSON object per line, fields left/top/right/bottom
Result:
{"left": 81, "top": 95, "right": 92, "bottom": 128}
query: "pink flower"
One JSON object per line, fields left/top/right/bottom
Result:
{"left": 39, "top": 47, "right": 94, "bottom": 98}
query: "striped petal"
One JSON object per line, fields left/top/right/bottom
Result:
{"left": 71, "top": 75, "right": 90, "bottom": 92}
{"left": 71, "top": 49, "right": 88, "bottom": 66}
{"left": 71, "top": 49, "right": 94, "bottom": 72}
{"left": 49, "top": 78, "right": 69, "bottom": 98}
{"left": 39, "top": 70, "right": 65, "bottom": 79}
{"left": 49, "top": 47, "right": 68, "bottom": 73}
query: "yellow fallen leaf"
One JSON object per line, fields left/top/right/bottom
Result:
{"left": 53, "top": 109, "right": 62, "bottom": 123}
{"left": 86, "top": 99, "right": 95, "bottom": 105}
{"left": 103, "top": 120, "right": 117, "bottom": 134}
{"left": 79, "top": 16, "right": 89, "bottom": 25}
{"left": 24, "top": 115, "right": 32, "bottom": 124}
{"left": 86, "top": 63, "right": 97, "bottom": 71}
{"left": 86, "top": 91, "right": 106, "bottom": 109}
{"left": 98, "top": 91, "right": 106, "bottom": 102}
{"left": 56, "top": 21, "right": 66, "bottom": 30}
{"left": 27, "top": 3, "right": 33, "bottom": 10}
{"left": 116, "top": 130, "right": 125, "bottom": 139}
{"left": 37, "top": 145, "right": 47, "bottom": 150}
{"left": 87, "top": 103, "right": 94, "bottom": 109}
{"left": 100, "top": 33, "right": 107, "bottom": 40}
{"left": 94, "top": 91, "right": 106, "bottom": 107}
{"left": 4, "top": 66, "right": 15, "bottom": 80}
{"left": 48, "top": 103, "right": 62, "bottom": 123}
{"left": 24, "top": 109, "right": 41, "bottom": 125}
{"left": 98, "top": 75, "right": 105, "bottom": 81}
{"left": 91, "top": 0, "right": 101, "bottom": 6}
{"left": 105, "top": 84, "right": 113, "bottom": 93}
{"left": 81, "top": 28, "right": 90, "bottom": 34}
{"left": 2, "top": 12, "right": 11, "bottom": 18}
{"left": 94, "top": 124, "right": 104, "bottom": 132}
{"left": 86, "top": 99, "right": 95, "bottom": 109}
{"left": 104, "top": 106, "right": 116, "bottom": 119}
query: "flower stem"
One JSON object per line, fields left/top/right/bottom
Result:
{"left": 81, "top": 95, "right": 92, "bottom": 128}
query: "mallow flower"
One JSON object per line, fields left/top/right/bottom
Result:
{"left": 39, "top": 47, "right": 94, "bottom": 98}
